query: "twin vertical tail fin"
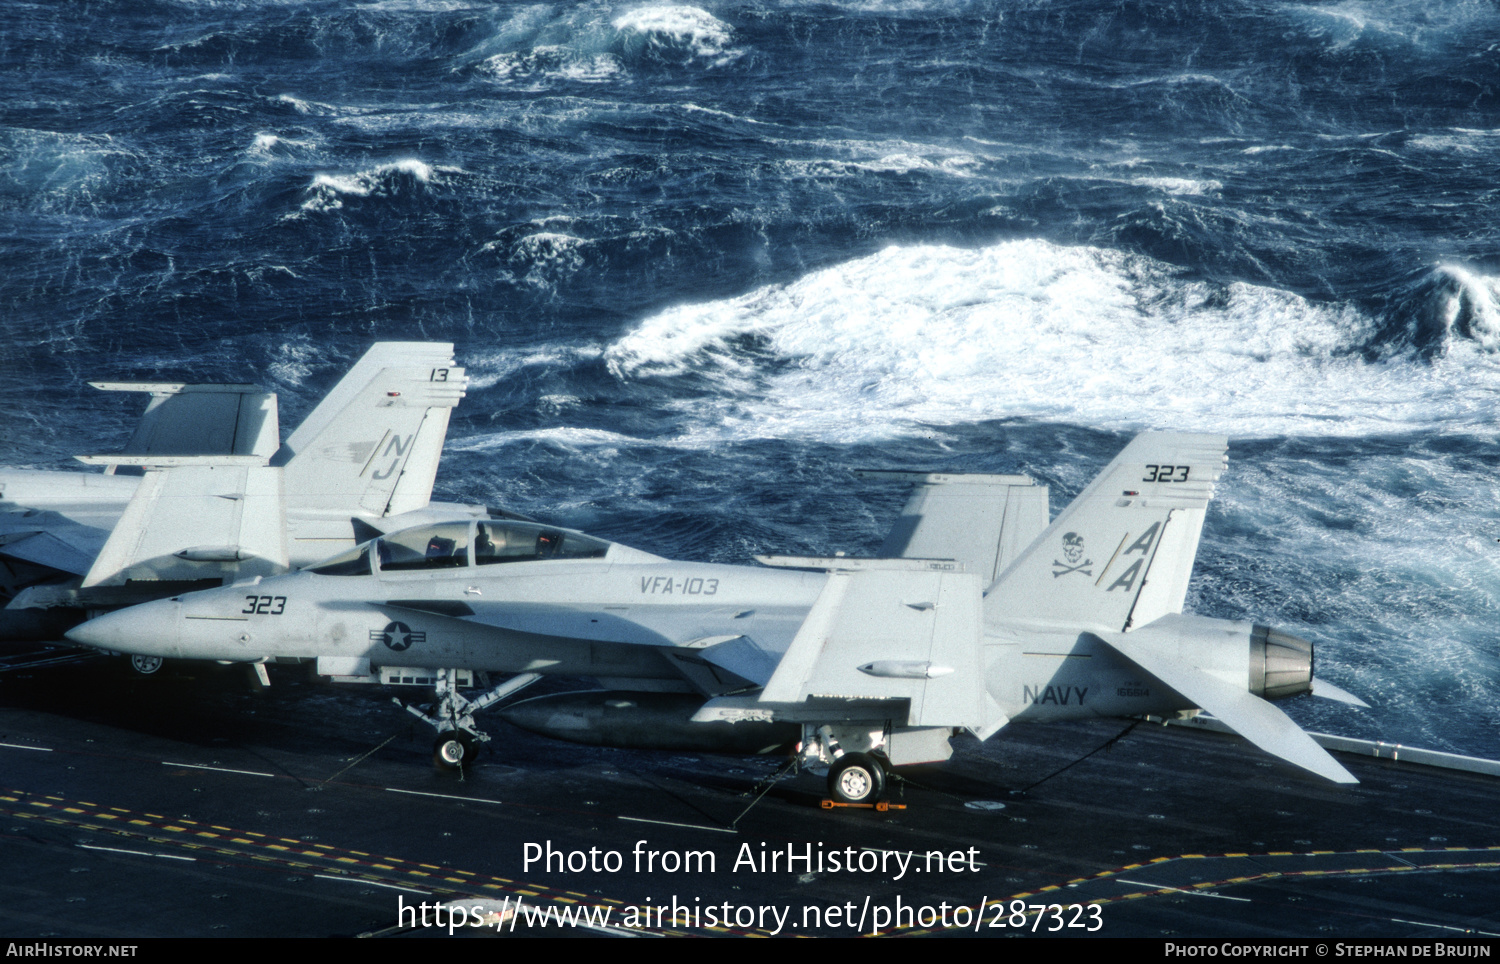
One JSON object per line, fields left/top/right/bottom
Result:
{"left": 67, "top": 343, "right": 465, "bottom": 591}
{"left": 985, "top": 433, "right": 1228, "bottom": 633}
{"left": 862, "top": 471, "right": 1050, "bottom": 585}
{"left": 275, "top": 343, "right": 468, "bottom": 519}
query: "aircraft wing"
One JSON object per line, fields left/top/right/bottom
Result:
{"left": 80, "top": 459, "right": 288, "bottom": 589}
{"left": 1, "top": 384, "right": 277, "bottom": 593}
{"left": 0, "top": 514, "right": 108, "bottom": 576}
{"left": 861, "top": 471, "right": 1049, "bottom": 587}
{"left": 695, "top": 564, "right": 1006, "bottom": 735}
{"left": 386, "top": 597, "right": 797, "bottom": 695}
{"left": 985, "top": 433, "right": 1228, "bottom": 633}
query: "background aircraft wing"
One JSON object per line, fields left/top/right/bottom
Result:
{"left": 79, "top": 459, "right": 288, "bottom": 589}
{"left": 0, "top": 512, "right": 108, "bottom": 576}
{"left": 94, "top": 382, "right": 280, "bottom": 461}
{"left": 861, "top": 470, "right": 1049, "bottom": 587}
{"left": 985, "top": 433, "right": 1228, "bottom": 633}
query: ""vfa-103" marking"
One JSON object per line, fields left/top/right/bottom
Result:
{"left": 639, "top": 576, "right": 720, "bottom": 596}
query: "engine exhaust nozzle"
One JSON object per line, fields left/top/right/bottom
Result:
{"left": 1250, "top": 625, "right": 1312, "bottom": 701}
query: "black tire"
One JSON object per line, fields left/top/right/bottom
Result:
{"left": 433, "top": 732, "right": 480, "bottom": 769}
{"left": 828, "top": 752, "right": 885, "bottom": 804}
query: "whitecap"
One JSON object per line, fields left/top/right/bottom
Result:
{"left": 604, "top": 239, "right": 1500, "bottom": 442}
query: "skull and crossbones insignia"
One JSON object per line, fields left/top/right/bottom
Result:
{"left": 1052, "top": 532, "right": 1093, "bottom": 577}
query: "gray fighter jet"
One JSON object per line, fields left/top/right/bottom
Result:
{"left": 67, "top": 433, "right": 1364, "bottom": 799}
{"left": 2, "top": 344, "right": 484, "bottom": 656}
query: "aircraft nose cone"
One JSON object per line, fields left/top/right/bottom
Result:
{"left": 66, "top": 599, "right": 180, "bottom": 657}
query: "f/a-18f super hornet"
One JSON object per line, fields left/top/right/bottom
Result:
{"left": 2, "top": 344, "right": 485, "bottom": 657}
{"left": 68, "top": 433, "right": 1366, "bottom": 799}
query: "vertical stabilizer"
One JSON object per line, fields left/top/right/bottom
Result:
{"left": 862, "top": 471, "right": 1049, "bottom": 586}
{"left": 91, "top": 382, "right": 280, "bottom": 462}
{"left": 985, "top": 433, "right": 1227, "bottom": 633}
{"left": 275, "top": 344, "right": 467, "bottom": 519}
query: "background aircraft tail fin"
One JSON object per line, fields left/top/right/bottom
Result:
{"left": 276, "top": 343, "right": 467, "bottom": 518}
{"left": 985, "top": 433, "right": 1227, "bottom": 632}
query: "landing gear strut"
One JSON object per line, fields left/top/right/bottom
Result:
{"left": 396, "top": 670, "right": 541, "bottom": 770}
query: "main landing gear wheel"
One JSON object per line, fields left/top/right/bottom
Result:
{"left": 828, "top": 752, "right": 886, "bottom": 804}
{"left": 129, "top": 654, "right": 164, "bottom": 676}
{"left": 433, "top": 732, "right": 481, "bottom": 770}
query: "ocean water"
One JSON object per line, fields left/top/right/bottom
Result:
{"left": 3, "top": 0, "right": 1498, "bottom": 757}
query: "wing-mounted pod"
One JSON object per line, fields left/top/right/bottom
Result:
{"left": 1096, "top": 613, "right": 1356, "bottom": 784}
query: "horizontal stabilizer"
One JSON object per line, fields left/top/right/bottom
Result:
{"left": 1312, "top": 676, "right": 1370, "bottom": 708}
{"left": 1101, "top": 629, "right": 1357, "bottom": 784}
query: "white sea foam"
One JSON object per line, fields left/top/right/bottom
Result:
{"left": 475, "top": 3, "right": 739, "bottom": 86}
{"left": 1428, "top": 263, "right": 1500, "bottom": 350}
{"left": 450, "top": 426, "right": 643, "bottom": 451}
{"left": 248, "top": 132, "right": 317, "bottom": 156}
{"left": 1129, "top": 176, "right": 1223, "bottom": 195}
{"left": 267, "top": 340, "right": 321, "bottom": 387}
{"left": 602, "top": 239, "right": 1500, "bottom": 442}
{"left": 300, "top": 158, "right": 460, "bottom": 211}
{"left": 612, "top": 5, "right": 739, "bottom": 65}
{"left": 462, "top": 346, "right": 604, "bottom": 391}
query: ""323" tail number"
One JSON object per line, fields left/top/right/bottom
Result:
{"left": 1144, "top": 464, "right": 1190, "bottom": 482}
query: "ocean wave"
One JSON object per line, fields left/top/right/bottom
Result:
{"left": 1371, "top": 264, "right": 1500, "bottom": 357}
{"left": 0, "top": 130, "right": 142, "bottom": 211}
{"left": 612, "top": 5, "right": 739, "bottom": 67}
{"left": 604, "top": 239, "right": 1500, "bottom": 440}
{"left": 472, "top": 2, "right": 740, "bottom": 86}
{"left": 299, "top": 158, "right": 461, "bottom": 212}
{"left": 449, "top": 425, "right": 645, "bottom": 452}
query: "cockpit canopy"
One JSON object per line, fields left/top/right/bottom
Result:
{"left": 308, "top": 520, "right": 610, "bottom": 576}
